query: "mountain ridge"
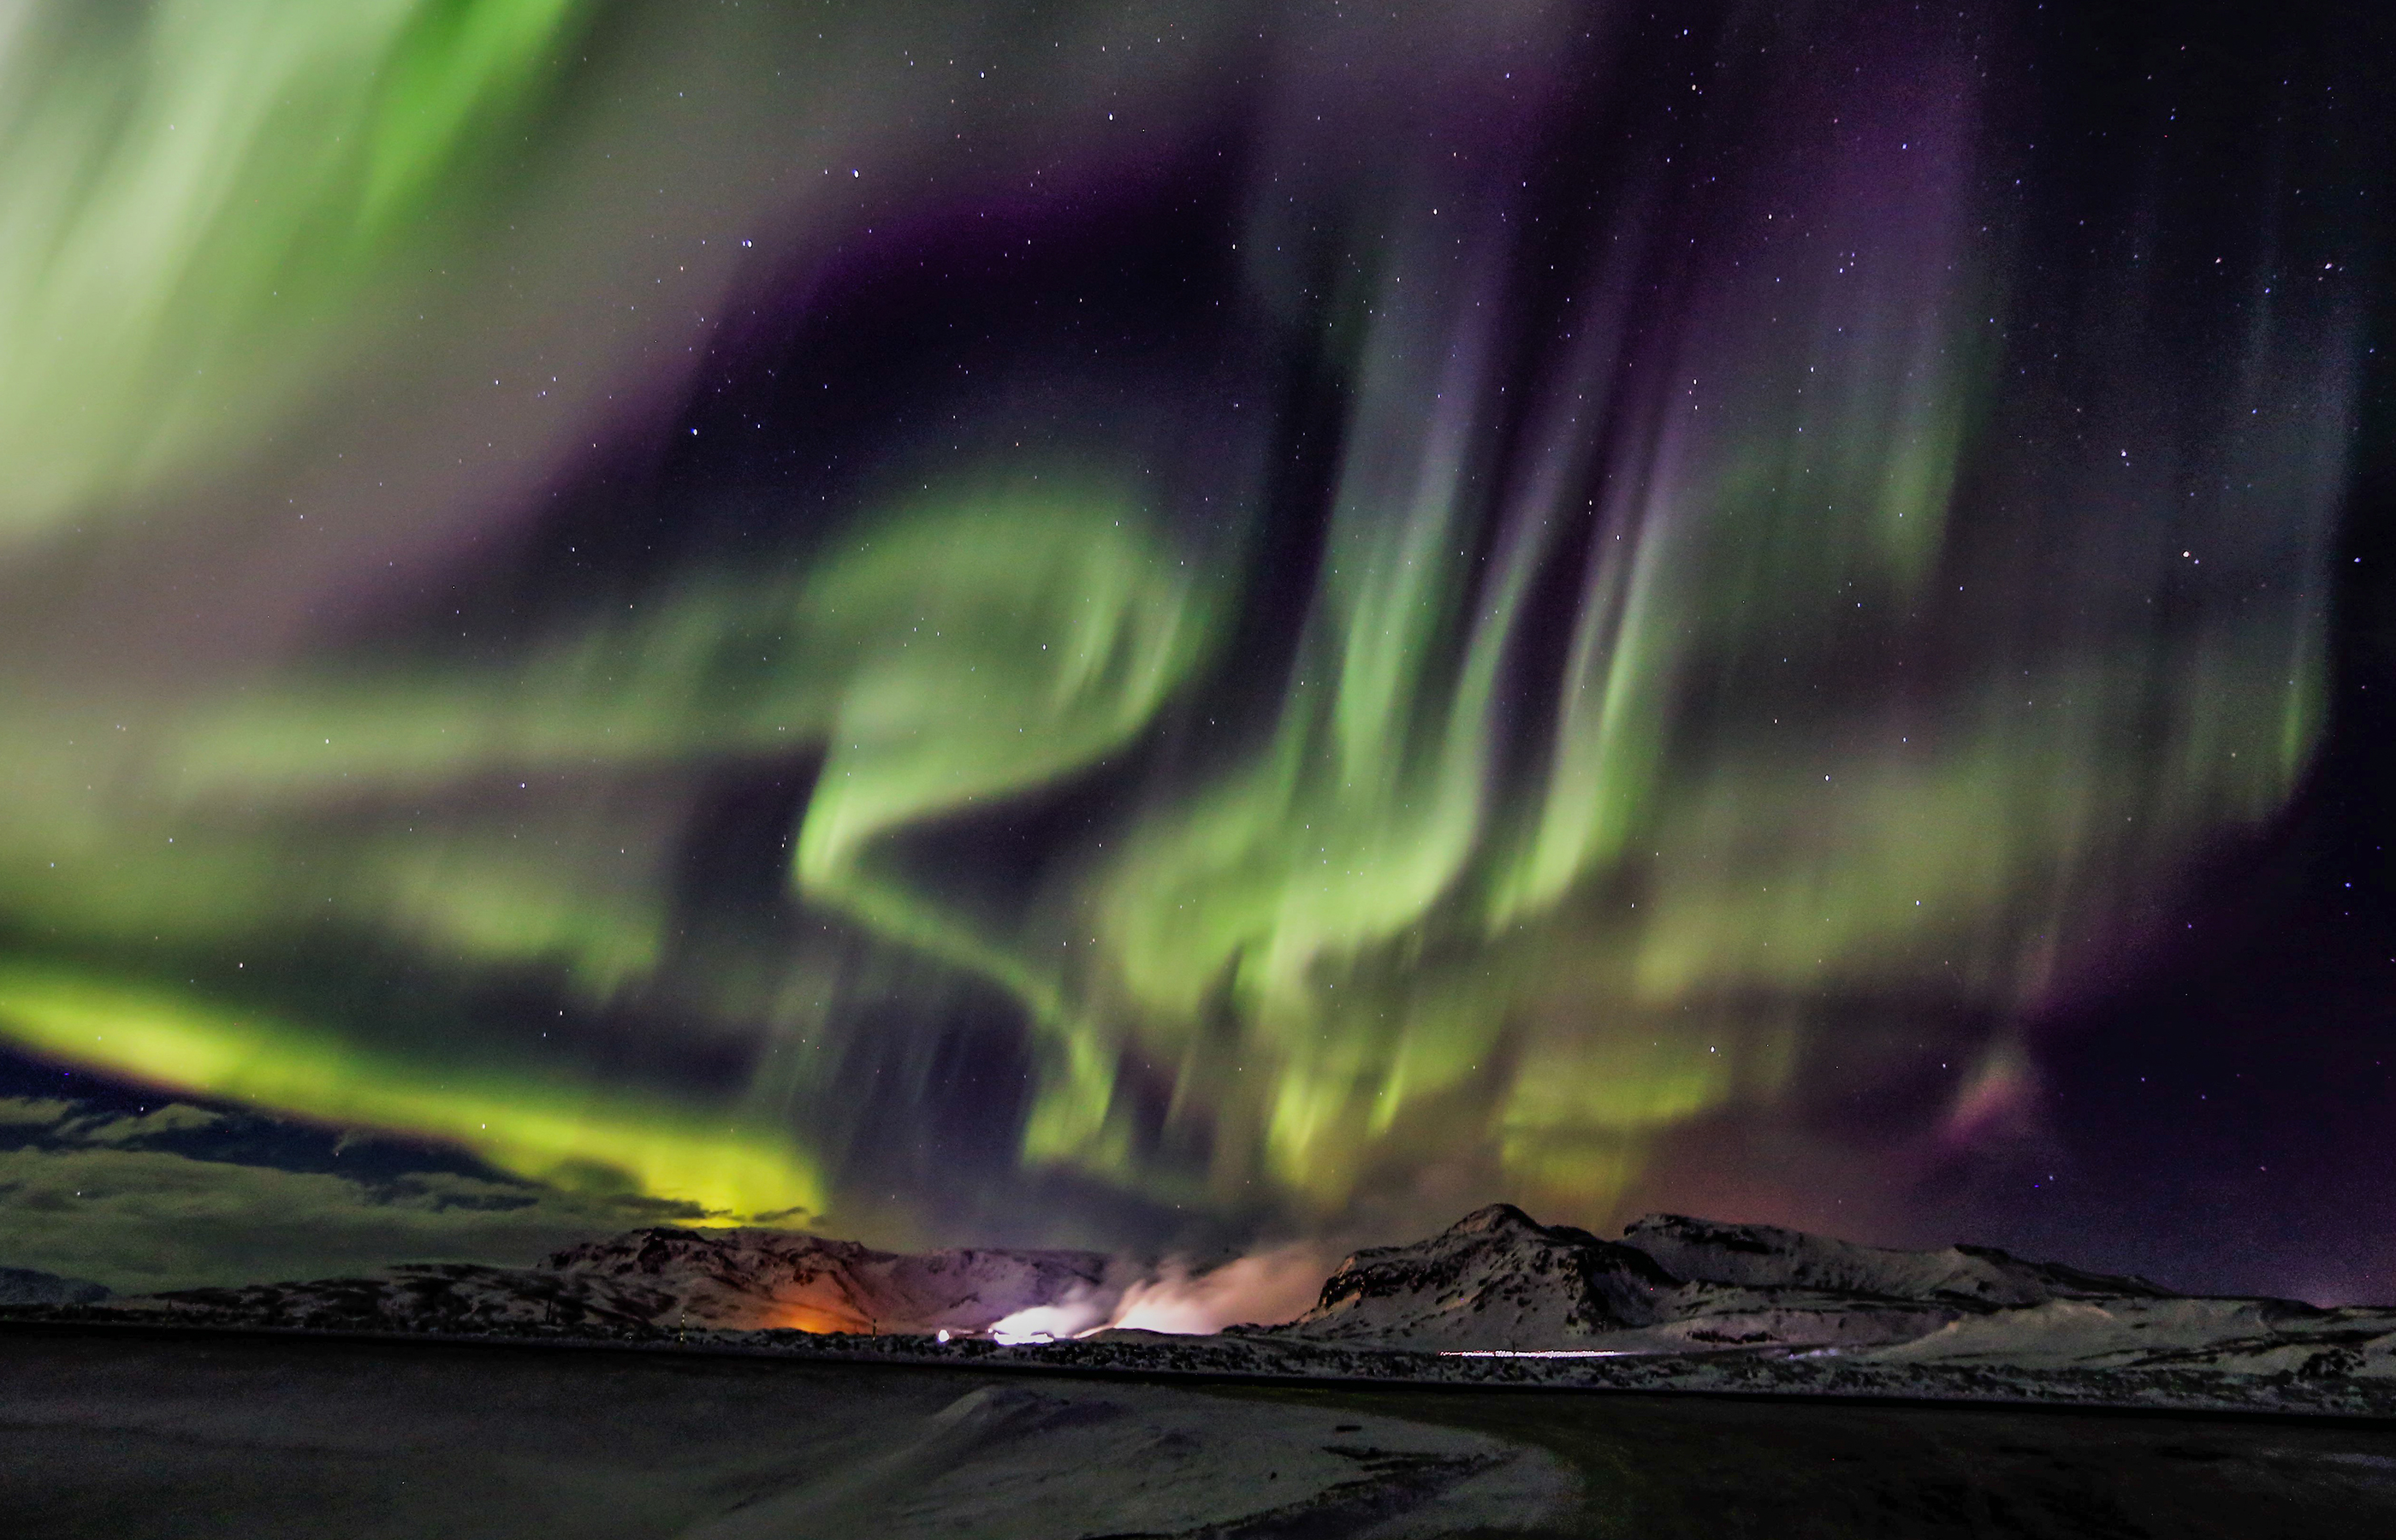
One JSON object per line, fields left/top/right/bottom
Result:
{"left": 12, "top": 1203, "right": 2387, "bottom": 1400}
{"left": 1253, "top": 1203, "right": 2384, "bottom": 1377}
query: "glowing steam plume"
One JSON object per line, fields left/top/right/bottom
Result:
{"left": 1106, "top": 1246, "right": 1335, "bottom": 1337}
{"left": 988, "top": 1245, "right": 1331, "bottom": 1342}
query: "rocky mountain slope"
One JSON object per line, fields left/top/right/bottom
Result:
{"left": 1275, "top": 1204, "right": 2174, "bottom": 1351}
{"left": 1616, "top": 1211, "right": 2170, "bottom": 1306}
{"left": 1269, "top": 1202, "right": 1681, "bottom": 1348}
{"left": 1265, "top": 1204, "right": 2395, "bottom": 1381}
{"left": 541, "top": 1228, "right": 1114, "bottom": 1334}
{"left": 80, "top": 1228, "right": 1113, "bottom": 1336}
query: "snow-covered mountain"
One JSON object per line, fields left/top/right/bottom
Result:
{"left": 1277, "top": 1204, "right": 1982, "bottom": 1352}
{"left": 1264, "top": 1204, "right": 2396, "bottom": 1380}
{"left": 20, "top": 1204, "right": 2393, "bottom": 1402}
{"left": 89, "top": 1228, "right": 1113, "bottom": 1336}
{"left": 1616, "top": 1212, "right": 2169, "bottom": 1306}
{"left": 1270, "top": 1202, "right": 1679, "bottom": 1348}
{"left": 543, "top": 1227, "right": 1115, "bottom": 1333}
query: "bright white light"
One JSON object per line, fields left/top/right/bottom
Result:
{"left": 990, "top": 1283, "right": 1112, "bottom": 1344}
{"left": 1438, "top": 1349, "right": 1643, "bottom": 1358}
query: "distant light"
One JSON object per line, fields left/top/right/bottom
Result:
{"left": 1440, "top": 1349, "right": 1644, "bottom": 1359}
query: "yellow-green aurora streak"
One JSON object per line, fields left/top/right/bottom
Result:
{"left": 0, "top": 965, "right": 821, "bottom": 1219}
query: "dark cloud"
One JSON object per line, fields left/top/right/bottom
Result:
{"left": 0, "top": 1095, "right": 700, "bottom": 1291}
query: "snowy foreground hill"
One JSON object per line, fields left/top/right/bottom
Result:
{"left": 12, "top": 1204, "right": 2394, "bottom": 1416}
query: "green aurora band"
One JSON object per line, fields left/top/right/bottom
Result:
{"left": 0, "top": 0, "right": 588, "bottom": 542}
{"left": 0, "top": 0, "right": 2364, "bottom": 1248}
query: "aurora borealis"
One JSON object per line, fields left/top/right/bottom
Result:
{"left": 3, "top": 0, "right": 2392, "bottom": 1301}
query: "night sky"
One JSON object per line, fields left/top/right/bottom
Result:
{"left": 2, "top": 0, "right": 2391, "bottom": 1306}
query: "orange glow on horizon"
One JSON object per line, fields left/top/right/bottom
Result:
{"left": 760, "top": 1300, "right": 875, "bottom": 1334}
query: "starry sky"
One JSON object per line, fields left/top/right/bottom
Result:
{"left": 1, "top": 0, "right": 2391, "bottom": 1304}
